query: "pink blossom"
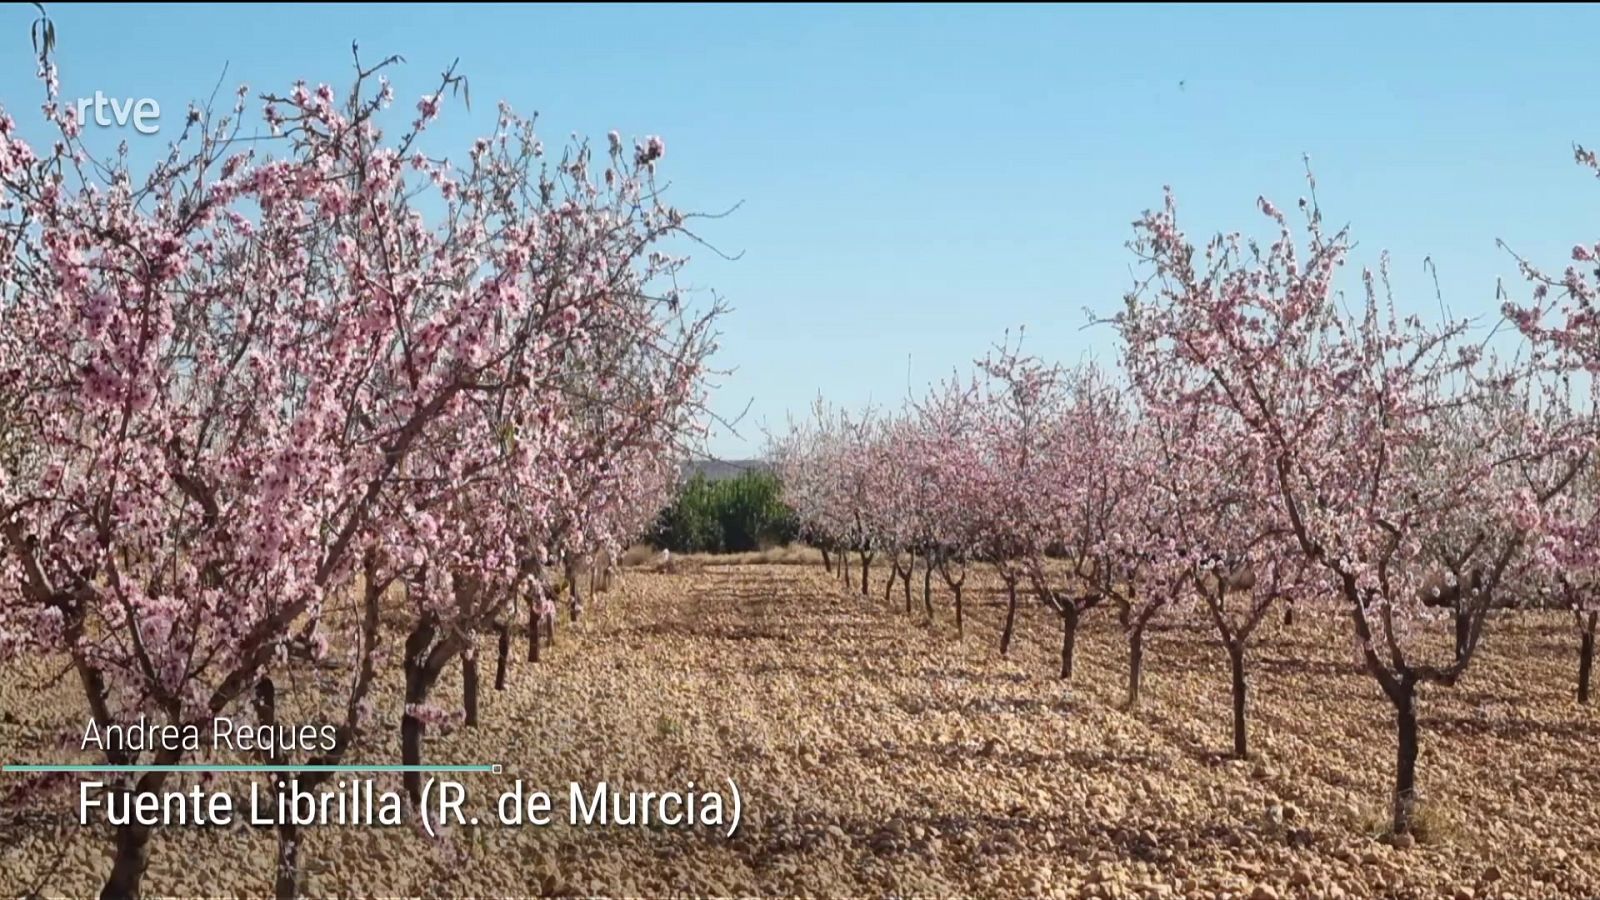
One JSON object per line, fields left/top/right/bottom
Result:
{"left": 416, "top": 93, "right": 440, "bottom": 122}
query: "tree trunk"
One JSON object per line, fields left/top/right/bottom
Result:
{"left": 102, "top": 810, "right": 160, "bottom": 900}
{"left": 922, "top": 559, "right": 934, "bottom": 622}
{"left": 1059, "top": 605, "right": 1079, "bottom": 680}
{"left": 462, "top": 652, "right": 479, "bottom": 727}
{"left": 1127, "top": 626, "right": 1145, "bottom": 709}
{"left": 401, "top": 702, "right": 425, "bottom": 805}
{"left": 402, "top": 620, "right": 438, "bottom": 805}
{"left": 954, "top": 583, "right": 964, "bottom": 638}
{"left": 1392, "top": 684, "right": 1419, "bottom": 836}
{"left": 495, "top": 624, "right": 511, "bottom": 691}
{"left": 258, "top": 559, "right": 381, "bottom": 900}
{"left": 253, "top": 681, "right": 302, "bottom": 900}
{"left": 902, "top": 562, "right": 913, "bottom": 615}
{"left": 567, "top": 563, "right": 583, "bottom": 624}
{"left": 1228, "top": 643, "right": 1247, "bottom": 759}
{"left": 100, "top": 742, "right": 182, "bottom": 900}
{"left": 1453, "top": 607, "right": 1470, "bottom": 661}
{"left": 527, "top": 599, "right": 538, "bottom": 662}
{"left": 843, "top": 552, "right": 852, "bottom": 590}
{"left": 883, "top": 561, "right": 895, "bottom": 603}
{"left": 821, "top": 546, "right": 833, "bottom": 574}
{"left": 1579, "top": 613, "right": 1596, "bottom": 705}
{"left": 860, "top": 552, "right": 871, "bottom": 596}
{"left": 1283, "top": 602, "right": 1294, "bottom": 628}
{"left": 1000, "top": 579, "right": 1019, "bottom": 657}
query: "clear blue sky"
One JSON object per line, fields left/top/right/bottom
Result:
{"left": 6, "top": 4, "right": 1597, "bottom": 458}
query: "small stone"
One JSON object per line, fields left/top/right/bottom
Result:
{"left": 1391, "top": 832, "right": 1415, "bottom": 850}
{"left": 1250, "top": 886, "right": 1279, "bottom": 900}
{"left": 1290, "top": 868, "right": 1312, "bottom": 887}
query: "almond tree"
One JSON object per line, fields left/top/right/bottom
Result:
{"left": 914, "top": 374, "right": 988, "bottom": 636}
{"left": 853, "top": 415, "right": 900, "bottom": 600}
{"left": 970, "top": 342, "right": 1057, "bottom": 658}
{"left": 1130, "top": 362, "right": 1302, "bottom": 750}
{"left": 1086, "top": 414, "right": 1170, "bottom": 711}
{"left": 771, "top": 401, "right": 879, "bottom": 594}
{"left": 1532, "top": 502, "right": 1600, "bottom": 703}
{"left": 768, "top": 410, "right": 840, "bottom": 571}
{"left": 1049, "top": 365, "right": 1153, "bottom": 689}
{"left": 1502, "top": 146, "right": 1600, "bottom": 704}
{"left": 978, "top": 346, "right": 1119, "bottom": 678}
{"left": 864, "top": 414, "right": 923, "bottom": 615}
{"left": 1530, "top": 460, "right": 1600, "bottom": 703}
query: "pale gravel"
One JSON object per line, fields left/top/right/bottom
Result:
{"left": 0, "top": 563, "right": 1595, "bottom": 899}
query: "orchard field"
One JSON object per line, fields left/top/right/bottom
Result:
{"left": 8, "top": 6, "right": 1600, "bottom": 900}
{"left": 4, "top": 559, "right": 1595, "bottom": 899}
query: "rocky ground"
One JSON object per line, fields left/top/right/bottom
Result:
{"left": 2, "top": 562, "right": 1597, "bottom": 898}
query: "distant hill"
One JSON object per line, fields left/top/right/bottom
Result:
{"left": 682, "top": 458, "right": 769, "bottom": 483}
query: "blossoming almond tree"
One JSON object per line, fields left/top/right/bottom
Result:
{"left": 981, "top": 350, "right": 1123, "bottom": 681}
{"left": 1528, "top": 458, "right": 1600, "bottom": 703}
{"left": 1501, "top": 146, "right": 1600, "bottom": 704}
{"left": 1125, "top": 351, "right": 1305, "bottom": 750}
{"left": 1117, "top": 182, "right": 1581, "bottom": 834}
{"left": 912, "top": 373, "right": 988, "bottom": 636}
{"left": 767, "top": 409, "right": 837, "bottom": 571}
{"left": 1046, "top": 364, "right": 1151, "bottom": 688}
{"left": 877, "top": 411, "right": 960, "bottom": 621}
{"left": 969, "top": 341, "right": 1066, "bottom": 660}
{"left": 771, "top": 400, "right": 880, "bottom": 595}
{"left": 1085, "top": 414, "right": 1171, "bottom": 711}
{"left": 861, "top": 415, "right": 919, "bottom": 613}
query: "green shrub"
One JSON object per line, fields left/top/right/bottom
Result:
{"left": 649, "top": 470, "right": 798, "bottom": 553}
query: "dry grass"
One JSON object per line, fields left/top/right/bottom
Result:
{"left": 1, "top": 564, "right": 1594, "bottom": 898}
{"left": 622, "top": 543, "right": 826, "bottom": 574}
{"left": 617, "top": 543, "right": 659, "bottom": 568}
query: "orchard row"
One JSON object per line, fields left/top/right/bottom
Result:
{"left": 0, "top": 53, "right": 718, "bottom": 900}
{"left": 770, "top": 171, "right": 1600, "bottom": 843}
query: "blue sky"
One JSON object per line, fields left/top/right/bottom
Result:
{"left": 6, "top": 4, "right": 1597, "bottom": 458}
